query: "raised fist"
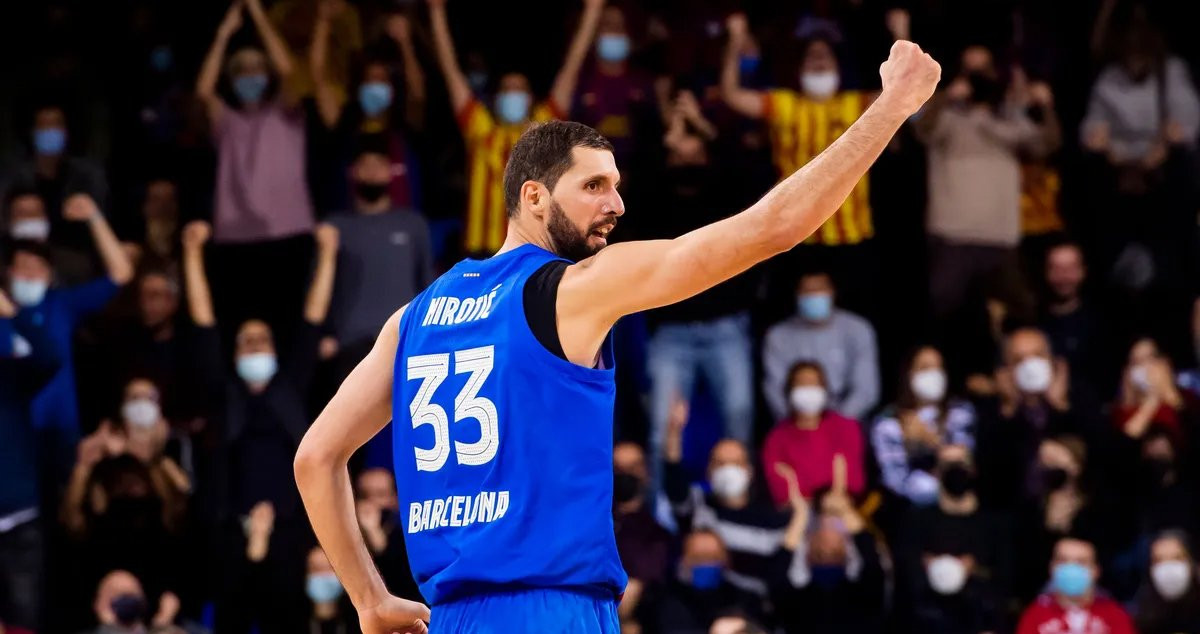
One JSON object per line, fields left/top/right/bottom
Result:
{"left": 63, "top": 193, "right": 100, "bottom": 222}
{"left": 725, "top": 12, "right": 749, "bottom": 43}
{"left": 315, "top": 223, "right": 340, "bottom": 253}
{"left": 879, "top": 40, "right": 941, "bottom": 117}
{"left": 182, "top": 221, "right": 212, "bottom": 250}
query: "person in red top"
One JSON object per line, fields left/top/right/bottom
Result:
{"left": 762, "top": 360, "right": 865, "bottom": 506}
{"left": 1113, "top": 337, "right": 1192, "bottom": 440}
{"left": 1016, "top": 536, "right": 1136, "bottom": 634}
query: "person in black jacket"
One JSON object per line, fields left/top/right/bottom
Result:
{"left": 1133, "top": 530, "right": 1200, "bottom": 634}
{"left": 181, "top": 219, "right": 338, "bottom": 634}
{"left": 0, "top": 286, "right": 63, "bottom": 631}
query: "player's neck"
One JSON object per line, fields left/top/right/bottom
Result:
{"left": 496, "top": 223, "right": 554, "bottom": 256}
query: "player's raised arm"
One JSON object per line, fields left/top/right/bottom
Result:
{"left": 563, "top": 42, "right": 939, "bottom": 326}
{"left": 294, "top": 306, "right": 430, "bottom": 634}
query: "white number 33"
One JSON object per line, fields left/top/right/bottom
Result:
{"left": 406, "top": 346, "right": 499, "bottom": 472}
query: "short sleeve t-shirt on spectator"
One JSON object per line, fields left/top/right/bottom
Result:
{"left": 762, "top": 89, "right": 872, "bottom": 246}
{"left": 214, "top": 100, "right": 315, "bottom": 243}
{"left": 457, "top": 97, "right": 563, "bottom": 254}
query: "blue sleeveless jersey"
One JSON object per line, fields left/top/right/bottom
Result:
{"left": 392, "top": 244, "right": 627, "bottom": 606}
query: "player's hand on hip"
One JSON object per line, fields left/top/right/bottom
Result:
{"left": 359, "top": 596, "right": 430, "bottom": 634}
{"left": 878, "top": 40, "right": 941, "bottom": 117}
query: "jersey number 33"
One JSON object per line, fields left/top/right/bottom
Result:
{"left": 405, "top": 345, "right": 499, "bottom": 472}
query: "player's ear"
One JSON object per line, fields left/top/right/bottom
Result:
{"left": 521, "top": 180, "right": 549, "bottom": 219}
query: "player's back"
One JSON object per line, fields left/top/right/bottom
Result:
{"left": 392, "top": 243, "right": 627, "bottom": 606}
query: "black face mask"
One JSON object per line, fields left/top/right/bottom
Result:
{"left": 1041, "top": 466, "right": 1070, "bottom": 492}
{"left": 354, "top": 181, "right": 389, "bottom": 204}
{"left": 614, "top": 472, "right": 643, "bottom": 504}
{"left": 111, "top": 593, "right": 147, "bottom": 626}
{"left": 1143, "top": 457, "right": 1175, "bottom": 489}
{"left": 941, "top": 463, "right": 975, "bottom": 498}
{"left": 966, "top": 72, "right": 1003, "bottom": 107}
{"left": 909, "top": 444, "right": 939, "bottom": 472}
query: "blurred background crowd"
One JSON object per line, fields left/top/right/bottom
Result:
{"left": 4, "top": 0, "right": 1200, "bottom": 632}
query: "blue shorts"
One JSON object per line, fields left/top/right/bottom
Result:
{"left": 431, "top": 588, "right": 620, "bottom": 633}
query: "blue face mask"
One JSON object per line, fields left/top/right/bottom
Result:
{"left": 810, "top": 564, "right": 847, "bottom": 588}
{"left": 306, "top": 573, "right": 344, "bottom": 603}
{"left": 596, "top": 34, "right": 631, "bottom": 63}
{"left": 495, "top": 91, "right": 531, "bottom": 124}
{"left": 358, "top": 81, "right": 393, "bottom": 117}
{"left": 798, "top": 293, "right": 833, "bottom": 321}
{"left": 10, "top": 278, "right": 48, "bottom": 307}
{"left": 739, "top": 55, "right": 761, "bottom": 77}
{"left": 150, "top": 46, "right": 173, "bottom": 72}
{"left": 237, "top": 352, "right": 278, "bottom": 385}
{"left": 233, "top": 74, "right": 269, "bottom": 105}
{"left": 1052, "top": 562, "right": 1093, "bottom": 598}
{"left": 690, "top": 564, "right": 723, "bottom": 590}
{"left": 33, "top": 127, "right": 66, "bottom": 156}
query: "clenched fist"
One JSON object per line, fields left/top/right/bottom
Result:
{"left": 879, "top": 40, "right": 941, "bottom": 117}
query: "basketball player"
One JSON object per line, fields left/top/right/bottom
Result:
{"left": 295, "top": 40, "right": 941, "bottom": 633}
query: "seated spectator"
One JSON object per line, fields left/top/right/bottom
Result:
{"left": 305, "top": 547, "right": 356, "bottom": 634}
{"left": 4, "top": 186, "right": 99, "bottom": 286}
{"left": 898, "top": 445, "right": 1010, "bottom": 634}
{"left": 182, "top": 220, "right": 337, "bottom": 632}
{"left": 311, "top": 9, "right": 426, "bottom": 211}
{"left": 762, "top": 361, "right": 865, "bottom": 505}
{"left": 657, "top": 530, "right": 767, "bottom": 634}
{"left": 1013, "top": 435, "right": 1112, "bottom": 602}
{"left": 663, "top": 400, "right": 796, "bottom": 602}
{"left": 1016, "top": 536, "right": 1135, "bottom": 634}
{"left": 614, "top": 442, "right": 670, "bottom": 631}
{"left": 83, "top": 569, "right": 185, "bottom": 634}
{"left": 1038, "top": 240, "right": 1113, "bottom": 395}
{"left": 7, "top": 194, "right": 133, "bottom": 444}
{"left": 872, "top": 345, "right": 976, "bottom": 507}
{"left": 976, "top": 327, "right": 1096, "bottom": 509}
{"left": 772, "top": 459, "right": 886, "bottom": 634}
{"left": 1134, "top": 530, "right": 1200, "bottom": 634}
{"left": 427, "top": 0, "right": 600, "bottom": 254}
{"left": 762, "top": 272, "right": 879, "bottom": 422}
{"left": 136, "top": 178, "right": 181, "bottom": 268}
{"left": 0, "top": 288, "right": 62, "bottom": 632}
{"left": 1, "top": 103, "right": 109, "bottom": 283}
{"left": 1113, "top": 337, "right": 1195, "bottom": 440}
{"left": 353, "top": 467, "right": 421, "bottom": 602}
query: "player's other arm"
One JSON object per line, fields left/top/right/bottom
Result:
{"left": 294, "top": 306, "right": 430, "bottom": 633}
{"left": 563, "top": 42, "right": 940, "bottom": 326}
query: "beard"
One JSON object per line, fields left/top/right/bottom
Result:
{"left": 546, "top": 198, "right": 614, "bottom": 262}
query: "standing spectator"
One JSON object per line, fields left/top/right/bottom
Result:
{"left": 4, "top": 186, "right": 98, "bottom": 286}
{"left": 897, "top": 445, "right": 1010, "bottom": 634}
{"left": 427, "top": 0, "right": 602, "bottom": 254}
{"left": 762, "top": 361, "right": 866, "bottom": 506}
{"left": 84, "top": 570, "right": 185, "bottom": 634}
{"left": 915, "top": 47, "right": 1057, "bottom": 379}
{"left": 1134, "top": 531, "right": 1200, "bottom": 634}
{"left": 305, "top": 547, "right": 356, "bottom": 634}
{"left": 0, "top": 287, "right": 61, "bottom": 632}
{"left": 196, "top": 0, "right": 316, "bottom": 337}
{"left": 8, "top": 193, "right": 133, "bottom": 448}
{"left": 572, "top": 4, "right": 660, "bottom": 170}
{"left": 720, "top": 13, "right": 892, "bottom": 317}
{"left": 1038, "top": 240, "right": 1113, "bottom": 396}
{"left": 1015, "top": 537, "right": 1135, "bottom": 634}
{"left": 181, "top": 219, "right": 337, "bottom": 632}
{"left": 663, "top": 400, "right": 798, "bottom": 603}
{"left": 642, "top": 90, "right": 758, "bottom": 472}
{"left": 762, "top": 271, "right": 879, "bottom": 422}
{"left": 1, "top": 103, "right": 109, "bottom": 282}
{"left": 613, "top": 442, "right": 670, "bottom": 631}
{"left": 311, "top": 8, "right": 426, "bottom": 211}
{"left": 324, "top": 144, "right": 434, "bottom": 379}
{"left": 354, "top": 468, "right": 421, "bottom": 603}
{"left": 871, "top": 345, "right": 976, "bottom": 507}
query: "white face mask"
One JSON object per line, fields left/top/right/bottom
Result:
{"left": 1014, "top": 357, "right": 1053, "bottom": 394}
{"left": 790, "top": 386, "right": 827, "bottom": 416}
{"left": 1130, "top": 364, "right": 1152, "bottom": 392}
{"left": 122, "top": 398, "right": 161, "bottom": 429}
{"left": 911, "top": 368, "right": 947, "bottom": 403}
{"left": 1152, "top": 560, "right": 1192, "bottom": 600}
{"left": 710, "top": 464, "right": 751, "bottom": 500}
{"left": 927, "top": 555, "right": 968, "bottom": 595}
{"left": 11, "top": 218, "right": 50, "bottom": 241}
{"left": 801, "top": 70, "right": 839, "bottom": 99}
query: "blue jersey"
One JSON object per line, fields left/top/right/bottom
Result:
{"left": 392, "top": 244, "right": 627, "bottom": 606}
